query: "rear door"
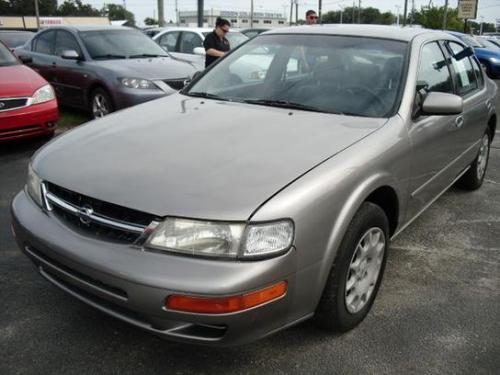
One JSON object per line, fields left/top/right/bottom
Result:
{"left": 444, "top": 41, "right": 488, "bottom": 160}
{"left": 27, "top": 30, "right": 57, "bottom": 87}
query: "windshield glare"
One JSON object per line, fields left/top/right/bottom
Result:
{"left": 80, "top": 30, "right": 169, "bottom": 59}
{"left": 186, "top": 34, "right": 407, "bottom": 118}
{"left": 0, "top": 42, "right": 18, "bottom": 66}
{"left": 226, "top": 32, "right": 249, "bottom": 48}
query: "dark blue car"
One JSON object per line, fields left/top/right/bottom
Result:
{"left": 448, "top": 31, "right": 500, "bottom": 78}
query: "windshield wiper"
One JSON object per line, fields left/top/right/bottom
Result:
{"left": 92, "top": 54, "right": 126, "bottom": 60}
{"left": 129, "top": 53, "right": 168, "bottom": 58}
{"left": 184, "top": 92, "right": 233, "bottom": 101}
{"left": 242, "top": 99, "right": 327, "bottom": 113}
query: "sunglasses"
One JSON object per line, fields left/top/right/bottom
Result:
{"left": 220, "top": 27, "right": 230, "bottom": 33}
{"left": 308, "top": 16, "right": 318, "bottom": 19}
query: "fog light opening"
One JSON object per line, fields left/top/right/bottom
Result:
{"left": 165, "top": 281, "right": 287, "bottom": 314}
{"left": 46, "top": 122, "right": 57, "bottom": 129}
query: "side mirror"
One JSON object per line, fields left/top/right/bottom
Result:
{"left": 61, "top": 50, "right": 80, "bottom": 60}
{"left": 421, "top": 92, "right": 463, "bottom": 116}
{"left": 18, "top": 55, "right": 33, "bottom": 64}
{"left": 193, "top": 47, "right": 206, "bottom": 56}
{"left": 183, "top": 70, "right": 203, "bottom": 87}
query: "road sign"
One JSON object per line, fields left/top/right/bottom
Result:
{"left": 458, "top": 0, "right": 478, "bottom": 19}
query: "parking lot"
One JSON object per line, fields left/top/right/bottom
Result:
{"left": 1, "top": 81, "right": 499, "bottom": 374}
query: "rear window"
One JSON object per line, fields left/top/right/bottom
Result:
{"left": 0, "top": 32, "right": 34, "bottom": 48}
{"left": 0, "top": 42, "right": 18, "bottom": 65}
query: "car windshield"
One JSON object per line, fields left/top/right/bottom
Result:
{"left": 80, "top": 29, "right": 169, "bottom": 59}
{"left": 0, "top": 32, "right": 33, "bottom": 48}
{"left": 185, "top": 34, "right": 407, "bottom": 118}
{"left": 0, "top": 42, "right": 18, "bottom": 66}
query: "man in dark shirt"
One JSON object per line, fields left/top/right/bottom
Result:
{"left": 203, "top": 17, "right": 231, "bottom": 68}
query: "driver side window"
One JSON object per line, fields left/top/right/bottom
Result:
{"left": 416, "top": 42, "right": 453, "bottom": 94}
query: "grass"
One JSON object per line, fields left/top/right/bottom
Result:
{"left": 57, "top": 109, "right": 90, "bottom": 131}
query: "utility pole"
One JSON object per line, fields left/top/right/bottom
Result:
{"left": 175, "top": 0, "right": 179, "bottom": 26}
{"left": 358, "top": 0, "right": 361, "bottom": 24}
{"left": 395, "top": 5, "right": 400, "bottom": 26}
{"left": 250, "top": 0, "right": 254, "bottom": 28}
{"left": 410, "top": 0, "right": 414, "bottom": 26}
{"left": 403, "top": 0, "right": 408, "bottom": 27}
{"left": 352, "top": 1, "right": 355, "bottom": 23}
{"left": 34, "top": 0, "right": 40, "bottom": 30}
{"left": 295, "top": 0, "right": 299, "bottom": 25}
{"left": 442, "top": 0, "right": 449, "bottom": 30}
{"left": 197, "top": 0, "right": 203, "bottom": 27}
{"left": 157, "top": 0, "right": 165, "bottom": 27}
{"left": 319, "top": 0, "right": 322, "bottom": 24}
{"left": 290, "top": 0, "right": 294, "bottom": 25}
{"left": 339, "top": 5, "right": 344, "bottom": 24}
{"left": 123, "top": 0, "right": 126, "bottom": 10}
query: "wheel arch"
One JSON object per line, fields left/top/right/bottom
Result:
{"left": 488, "top": 114, "right": 496, "bottom": 142}
{"left": 87, "top": 82, "right": 115, "bottom": 111}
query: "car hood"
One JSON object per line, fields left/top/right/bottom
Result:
{"left": 92, "top": 57, "right": 197, "bottom": 80}
{"left": 34, "top": 94, "right": 388, "bottom": 220}
{"left": 0, "top": 64, "right": 46, "bottom": 97}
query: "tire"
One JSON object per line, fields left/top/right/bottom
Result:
{"left": 457, "top": 130, "right": 491, "bottom": 190}
{"left": 90, "top": 87, "right": 114, "bottom": 119}
{"left": 314, "top": 202, "right": 389, "bottom": 332}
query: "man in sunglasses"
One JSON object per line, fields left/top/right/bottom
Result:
{"left": 305, "top": 10, "right": 319, "bottom": 25}
{"left": 203, "top": 17, "right": 231, "bottom": 68}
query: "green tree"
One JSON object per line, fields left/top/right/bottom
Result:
{"left": 413, "top": 6, "right": 463, "bottom": 31}
{"left": 5, "top": 0, "right": 58, "bottom": 15}
{"left": 321, "top": 7, "right": 394, "bottom": 25}
{"left": 101, "top": 3, "right": 135, "bottom": 26}
{"left": 57, "top": 0, "right": 100, "bottom": 17}
{"left": 144, "top": 17, "right": 158, "bottom": 26}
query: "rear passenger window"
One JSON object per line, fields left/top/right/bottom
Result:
{"left": 447, "top": 42, "right": 478, "bottom": 95}
{"left": 416, "top": 42, "right": 453, "bottom": 94}
{"left": 34, "top": 30, "right": 55, "bottom": 55}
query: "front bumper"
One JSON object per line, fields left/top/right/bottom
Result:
{"left": 112, "top": 84, "right": 176, "bottom": 111}
{"left": 11, "top": 191, "right": 305, "bottom": 346}
{"left": 0, "top": 99, "right": 58, "bottom": 141}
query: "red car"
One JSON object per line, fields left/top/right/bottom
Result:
{"left": 0, "top": 41, "right": 58, "bottom": 141}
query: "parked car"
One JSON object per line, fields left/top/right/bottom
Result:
{"left": 448, "top": 31, "right": 500, "bottom": 78}
{"left": 153, "top": 27, "right": 249, "bottom": 69}
{"left": 476, "top": 36, "right": 500, "bottom": 50}
{"left": 142, "top": 27, "right": 168, "bottom": 38}
{"left": 0, "top": 30, "right": 34, "bottom": 51}
{"left": 16, "top": 26, "right": 198, "bottom": 118}
{"left": 241, "top": 28, "right": 270, "bottom": 39}
{"left": 0, "top": 41, "right": 58, "bottom": 141}
{"left": 12, "top": 25, "right": 496, "bottom": 346}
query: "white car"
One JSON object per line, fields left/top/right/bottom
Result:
{"left": 153, "top": 27, "right": 249, "bottom": 69}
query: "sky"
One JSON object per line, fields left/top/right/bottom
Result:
{"left": 79, "top": 0, "right": 500, "bottom": 26}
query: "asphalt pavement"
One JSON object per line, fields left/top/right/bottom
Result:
{"left": 1, "top": 85, "right": 499, "bottom": 375}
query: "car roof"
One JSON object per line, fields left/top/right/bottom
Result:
{"left": 41, "top": 25, "right": 134, "bottom": 32}
{"left": 0, "top": 30, "right": 34, "bottom": 33}
{"left": 265, "top": 24, "right": 451, "bottom": 42}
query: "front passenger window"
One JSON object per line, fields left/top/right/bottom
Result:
{"left": 55, "top": 31, "right": 82, "bottom": 57}
{"left": 179, "top": 32, "right": 203, "bottom": 54}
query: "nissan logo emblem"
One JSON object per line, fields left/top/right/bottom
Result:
{"left": 78, "top": 205, "right": 94, "bottom": 226}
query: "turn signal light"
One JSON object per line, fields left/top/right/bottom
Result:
{"left": 166, "top": 281, "right": 287, "bottom": 314}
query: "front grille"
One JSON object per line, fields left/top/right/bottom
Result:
{"left": 163, "top": 79, "right": 186, "bottom": 91}
{"left": 45, "top": 183, "right": 158, "bottom": 244}
{"left": 0, "top": 97, "right": 28, "bottom": 111}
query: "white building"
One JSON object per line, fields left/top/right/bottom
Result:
{"left": 178, "top": 10, "right": 287, "bottom": 28}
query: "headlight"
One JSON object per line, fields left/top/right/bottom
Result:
{"left": 490, "top": 57, "right": 500, "bottom": 64}
{"left": 145, "top": 218, "right": 294, "bottom": 259}
{"left": 26, "top": 165, "right": 43, "bottom": 207}
{"left": 120, "top": 77, "right": 157, "bottom": 89}
{"left": 32, "top": 84, "right": 55, "bottom": 104}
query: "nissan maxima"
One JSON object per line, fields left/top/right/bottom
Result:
{"left": 16, "top": 26, "right": 197, "bottom": 118}
{"left": 11, "top": 25, "right": 496, "bottom": 346}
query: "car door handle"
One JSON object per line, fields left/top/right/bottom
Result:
{"left": 455, "top": 116, "right": 464, "bottom": 128}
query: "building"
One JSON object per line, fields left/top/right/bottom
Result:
{"left": 178, "top": 10, "right": 287, "bottom": 28}
{"left": 0, "top": 16, "right": 110, "bottom": 31}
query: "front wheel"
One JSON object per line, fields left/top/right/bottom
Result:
{"left": 90, "top": 88, "right": 114, "bottom": 119}
{"left": 457, "top": 130, "right": 491, "bottom": 190}
{"left": 314, "top": 202, "right": 389, "bottom": 332}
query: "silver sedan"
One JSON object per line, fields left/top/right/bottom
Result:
{"left": 12, "top": 25, "right": 497, "bottom": 346}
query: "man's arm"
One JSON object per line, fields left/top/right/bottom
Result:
{"left": 205, "top": 48, "right": 225, "bottom": 57}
